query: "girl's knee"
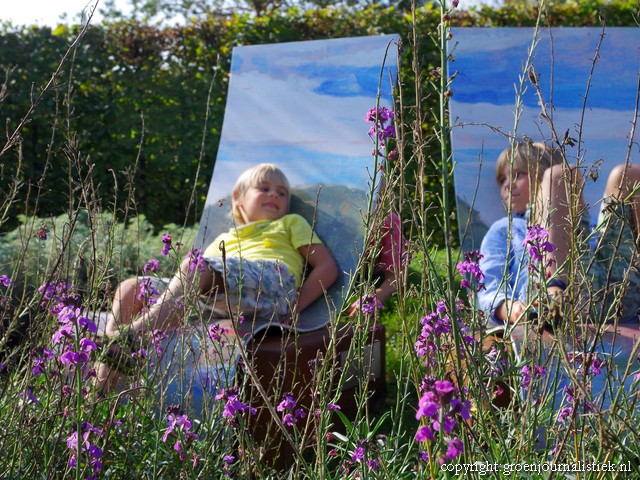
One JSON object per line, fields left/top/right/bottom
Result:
{"left": 540, "top": 165, "right": 584, "bottom": 199}
{"left": 607, "top": 164, "right": 640, "bottom": 193}
{"left": 178, "top": 256, "right": 215, "bottom": 294}
{"left": 115, "top": 277, "right": 140, "bottom": 299}
{"left": 179, "top": 257, "right": 193, "bottom": 272}
{"left": 608, "top": 164, "right": 627, "bottom": 185}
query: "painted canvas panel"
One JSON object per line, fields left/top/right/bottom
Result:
{"left": 195, "top": 34, "right": 399, "bottom": 330}
{"left": 449, "top": 27, "right": 640, "bottom": 253}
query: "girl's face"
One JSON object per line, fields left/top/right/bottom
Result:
{"left": 235, "top": 179, "right": 288, "bottom": 224}
{"left": 497, "top": 166, "right": 530, "bottom": 215}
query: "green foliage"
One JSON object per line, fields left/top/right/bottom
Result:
{"left": 0, "top": 211, "right": 197, "bottom": 302}
{"left": 471, "top": 0, "right": 639, "bottom": 27}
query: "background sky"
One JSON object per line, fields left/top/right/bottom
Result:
{"left": 449, "top": 27, "right": 640, "bottom": 252}
{"left": 3, "top": 0, "right": 489, "bottom": 27}
{"left": 3, "top": 0, "right": 130, "bottom": 26}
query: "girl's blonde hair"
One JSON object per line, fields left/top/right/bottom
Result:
{"left": 231, "top": 163, "right": 290, "bottom": 224}
{"left": 495, "top": 141, "right": 564, "bottom": 188}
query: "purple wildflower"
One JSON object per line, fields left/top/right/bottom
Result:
{"left": 365, "top": 106, "right": 396, "bottom": 152}
{"left": 187, "top": 249, "right": 206, "bottom": 272}
{"left": 277, "top": 392, "right": 306, "bottom": 427}
{"left": 351, "top": 445, "right": 365, "bottom": 462}
{"left": 415, "top": 377, "right": 467, "bottom": 464}
{"left": 523, "top": 224, "right": 555, "bottom": 268}
{"left": 456, "top": 250, "right": 485, "bottom": 291}
{"left": 136, "top": 278, "right": 160, "bottom": 304}
{"left": 0, "top": 275, "right": 11, "bottom": 287}
{"left": 356, "top": 294, "right": 383, "bottom": 315}
{"left": 32, "top": 347, "right": 55, "bottom": 376}
{"left": 364, "top": 106, "right": 394, "bottom": 123}
{"left": 368, "top": 123, "right": 396, "bottom": 142}
{"left": 433, "top": 415, "right": 456, "bottom": 435}
{"left": 222, "top": 454, "right": 235, "bottom": 478}
{"left": 208, "top": 323, "right": 229, "bottom": 343}
{"left": 38, "top": 280, "right": 76, "bottom": 314}
{"left": 78, "top": 317, "right": 98, "bottom": 334}
{"left": 20, "top": 386, "right": 38, "bottom": 405}
{"left": 150, "top": 329, "right": 168, "bottom": 355}
{"left": 162, "top": 406, "right": 199, "bottom": 460}
{"left": 569, "top": 352, "right": 604, "bottom": 376}
{"left": 216, "top": 388, "right": 256, "bottom": 421}
{"left": 282, "top": 413, "right": 295, "bottom": 427}
{"left": 520, "top": 364, "right": 547, "bottom": 390}
{"left": 67, "top": 423, "right": 103, "bottom": 477}
{"left": 414, "top": 301, "right": 452, "bottom": 363}
{"left": 59, "top": 351, "right": 87, "bottom": 366}
{"left": 415, "top": 425, "right": 435, "bottom": 442}
{"left": 277, "top": 392, "right": 297, "bottom": 412}
{"left": 444, "top": 438, "right": 464, "bottom": 461}
{"left": 161, "top": 233, "right": 173, "bottom": 256}
{"left": 79, "top": 337, "right": 97, "bottom": 353}
{"left": 52, "top": 324, "right": 73, "bottom": 345}
{"left": 367, "top": 459, "right": 380, "bottom": 471}
{"left": 449, "top": 398, "right": 471, "bottom": 421}
{"left": 557, "top": 405, "right": 574, "bottom": 423}
{"left": 143, "top": 259, "right": 160, "bottom": 274}
{"left": 162, "top": 411, "right": 191, "bottom": 442}
{"left": 434, "top": 380, "right": 455, "bottom": 404}
{"left": 416, "top": 391, "right": 439, "bottom": 419}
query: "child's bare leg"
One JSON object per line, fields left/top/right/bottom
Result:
{"left": 534, "top": 164, "right": 585, "bottom": 284}
{"left": 96, "top": 278, "right": 146, "bottom": 391}
{"left": 105, "top": 278, "right": 144, "bottom": 336}
{"left": 96, "top": 259, "right": 224, "bottom": 392}
{"left": 126, "top": 258, "right": 221, "bottom": 336}
{"left": 604, "top": 164, "right": 640, "bottom": 236}
{"left": 127, "top": 258, "right": 203, "bottom": 335}
{"left": 95, "top": 358, "right": 120, "bottom": 392}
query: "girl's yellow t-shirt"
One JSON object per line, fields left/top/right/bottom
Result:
{"left": 202, "top": 214, "right": 322, "bottom": 288}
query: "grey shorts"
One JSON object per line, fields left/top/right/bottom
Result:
{"left": 204, "top": 256, "right": 297, "bottom": 321}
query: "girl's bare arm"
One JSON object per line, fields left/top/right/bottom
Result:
{"left": 293, "top": 243, "right": 339, "bottom": 315}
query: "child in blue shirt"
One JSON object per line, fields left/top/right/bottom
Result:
{"left": 478, "top": 141, "right": 640, "bottom": 326}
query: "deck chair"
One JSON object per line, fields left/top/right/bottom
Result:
{"left": 151, "top": 34, "right": 398, "bottom": 465}
{"left": 449, "top": 27, "right": 640, "bottom": 410}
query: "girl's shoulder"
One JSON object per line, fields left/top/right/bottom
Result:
{"left": 278, "top": 213, "right": 313, "bottom": 228}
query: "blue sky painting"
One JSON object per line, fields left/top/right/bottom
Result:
{"left": 449, "top": 28, "right": 640, "bottom": 252}
{"left": 200, "top": 34, "right": 398, "bottom": 213}
{"left": 194, "top": 35, "right": 398, "bottom": 325}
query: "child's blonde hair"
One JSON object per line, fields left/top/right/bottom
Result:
{"left": 496, "top": 141, "right": 564, "bottom": 188}
{"left": 231, "top": 163, "right": 290, "bottom": 224}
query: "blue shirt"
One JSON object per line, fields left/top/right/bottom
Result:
{"left": 477, "top": 215, "right": 529, "bottom": 325}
